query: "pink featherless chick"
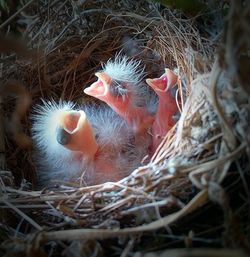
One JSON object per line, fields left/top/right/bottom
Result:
{"left": 146, "top": 68, "right": 179, "bottom": 154}
{"left": 83, "top": 55, "right": 155, "bottom": 136}
{"left": 32, "top": 100, "right": 144, "bottom": 187}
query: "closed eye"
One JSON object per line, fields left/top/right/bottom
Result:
{"left": 110, "top": 80, "right": 129, "bottom": 97}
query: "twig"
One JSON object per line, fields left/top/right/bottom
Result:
{"left": 0, "top": 95, "right": 5, "bottom": 169}
{"left": 120, "top": 237, "right": 136, "bottom": 257}
{"left": 3, "top": 199, "right": 43, "bottom": 231}
{"left": 135, "top": 248, "right": 250, "bottom": 257}
{"left": 36, "top": 190, "right": 208, "bottom": 242}
{"left": 0, "top": 0, "right": 36, "bottom": 30}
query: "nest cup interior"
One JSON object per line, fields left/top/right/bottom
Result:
{"left": 0, "top": 1, "right": 249, "bottom": 256}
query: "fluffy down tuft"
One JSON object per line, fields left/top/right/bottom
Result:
{"left": 103, "top": 55, "right": 145, "bottom": 84}
{"left": 32, "top": 99, "right": 75, "bottom": 157}
{"left": 31, "top": 100, "right": 81, "bottom": 184}
{"left": 103, "top": 55, "right": 157, "bottom": 109}
{"left": 31, "top": 100, "right": 149, "bottom": 186}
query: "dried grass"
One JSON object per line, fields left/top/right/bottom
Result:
{"left": 0, "top": 0, "right": 249, "bottom": 256}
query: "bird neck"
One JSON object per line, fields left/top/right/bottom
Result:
{"left": 153, "top": 95, "right": 178, "bottom": 135}
{"left": 107, "top": 94, "right": 131, "bottom": 119}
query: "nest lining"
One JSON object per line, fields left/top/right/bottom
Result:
{"left": 0, "top": 0, "right": 249, "bottom": 256}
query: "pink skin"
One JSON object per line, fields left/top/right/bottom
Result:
{"left": 58, "top": 110, "right": 98, "bottom": 161}
{"left": 57, "top": 110, "right": 125, "bottom": 184}
{"left": 84, "top": 72, "right": 154, "bottom": 134}
{"left": 146, "top": 69, "right": 178, "bottom": 154}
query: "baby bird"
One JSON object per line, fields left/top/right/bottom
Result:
{"left": 146, "top": 69, "right": 179, "bottom": 154}
{"left": 83, "top": 55, "right": 155, "bottom": 134}
{"left": 32, "top": 100, "right": 145, "bottom": 187}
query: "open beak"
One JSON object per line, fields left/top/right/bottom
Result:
{"left": 84, "top": 72, "right": 130, "bottom": 117}
{"left": 146, "top": 69, "right": 179, "bottom": 155}
{"left": 84, "top": 72, "right": 112, "bottom": 97}
{"left": 56, "top": 110, "right": 98, "bottom": 159}
{"left": 146, "top": 68, "right": 178, "bottom": 92}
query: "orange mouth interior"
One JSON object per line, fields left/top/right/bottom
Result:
{"left": 61, "top": 112, "right": 81, "bottom": 133}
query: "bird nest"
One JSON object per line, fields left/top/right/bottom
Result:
{"left": 0, "top": 1, "right": 249, "bottom": 256}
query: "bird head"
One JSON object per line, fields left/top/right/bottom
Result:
{"left": 84, "top": 71, "right": 131, "bottom": 111}
{"left": 84, "top": 55, "right": 145, "bottom": 106}
{"left": 56, "top": 110, "right": 98, "bottom": 160}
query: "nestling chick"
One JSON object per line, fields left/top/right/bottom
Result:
{"left": 32, "top": 100, "right": 145, "bottom": 187}
{"left": 146, "top": 68, "right": 179, "bottom": 154}
{"left": 84, "top": 55, "right": 155, "bottom": 134}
